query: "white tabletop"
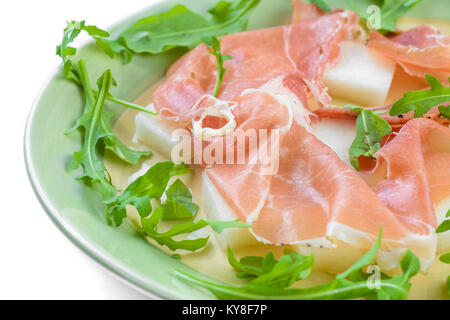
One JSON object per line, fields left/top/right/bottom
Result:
{"left": 0, "top": 0, "right": 166, "bottom": 299}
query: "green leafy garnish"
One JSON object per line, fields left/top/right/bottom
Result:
{"left": 347, "top": 0, "right": 422, "bottom": 32}
{"left": 57, "top": 20, "right": 109, "bottom": 82}
{"left": 390, "top": 75, "right": 450, "bottom": 118}
{"left": 436, "top": 220, "right": 450, "bottom": 234}
{"left": 440, "top": 253, "right": 450, "bottom": 264}
{"left": 436, "top": 209, "right": 449, "bottom": 234}
{"left": 118, "top": 0, "right": 260, "bottom": 55}
{"left": 64, "top": 59, "right": 150, "bottom": 201}
{"left": 57, "top": 20, "right": 157, "bottom": 115}
{"left": 104, "top": 161, "right": 252, "bottom": 250}
{"left": 105, "top": 161, "right": 191, "bottom": 226}
{"left": 227, "top": 248, "right": 314, "bottom": 282}
{"left": 438, "top": 105, "right": 450, "bottom": 120}
{"left": 177, "top": 231, "right": 421, "bottom": 300}
{"left": 227, "top": 248, "right": 276, "bottom": 278}
{"left": 346, "top": 105, "right": 392, "bottom": 171}
{"left": 94, "top": 37, "right": 133, "bottom": 65}
{"left": 140, "top": 206, "right": 210, "bottom": 252}
{"left": 205, "top": 219, "right": 251, "bottom": 234}
{"left": 436, "top": 209, "right": 450, "bottom": 294}
{"left": 204, "top": 36, "right": 232, "bottom": 97}
{"left": 66, "top": 65, "right": 118, "bottom": 201}
{"left": 447, "top": 276, "right": 450, "bottom": 295}
{"left": 306, "top": 0, "right": 332, "bottom": 12}
{"left": 139, "top": 211, "right": 254, "bottom": 252}
{"left": 161, "top": 179, "right": 200, "bottom": 221}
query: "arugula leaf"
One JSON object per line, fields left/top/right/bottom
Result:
{"left": 57, "top": 20, "right": 157, "bottom": 116}
{"left": 440, "top": 253, "right": 450, "bottom": 264}
{"left": 436, "top": 209, "right": 450, "bottom": 234}
{"left": 161, "top": 179, "right": 199, "bottom": 220}
{"left": 447, "top": 276, "right": 450, "bottom": 295}
{"left": 65, "top": 58, "right": 151, "bottom": 201}
{"left": 105, "top": 160, "right": 252, "bottom": 250}
{"left": 375, "top": 250, "right": 420, "bottom": 299}
{"left": 227, "top": 247, "right": 276, "bottom": 278}
{"left": 390, "top": 75, "right": 450, "bottom": 118}
{"left": 205, "top": 219, "right": 251, "bottom": 234}
{"left": 57, "top": 20, "right": 109, "bottom": 82}
{"left": 347, "top": 0, "right": 422, "bottom": 32}
{"left": 228, "top": 248, "right": 314, "bottom": 285}
{"left": 204, "top": 36, "right": 232, "bottom": 97}
{"left": 67, "top": 65, "right": 117, "bottom": 202}
{"left": 177, "top": 231, "right": 421, "bottom": 300}
{"left": 140, "top": 215, "right": 253, "bottom": 252}
{"left": 436, "top": 220, "right": 450, "bottom": 234}
{"left": 94, "top": 37, "right": 133, "bottom": 64}
{"left": 118, "top": 0, "right": 260, "bottom": 55}
{"left": 140, "top": 206, "right": 210, "bottom": 252}
{"left": 105, "top": 161, "right": 191, "bottom": 226}
{"left": 346, "top": 105, "right": 392, "bottom": 171}
{"left": 306, "top": 0, "right": 332, "bottom": 12}
{"left": 435, "top": 209, "right": 450, "bottom": 294}
{"left": 336, "top": 230, "right": 382, "bottom": 280}
{"left": 439, "top": 105, "right": 450, "bottom": 120}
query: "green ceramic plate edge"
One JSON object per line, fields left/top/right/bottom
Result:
{"left": 24, "top": 0, "right": 449, "bottom": 300}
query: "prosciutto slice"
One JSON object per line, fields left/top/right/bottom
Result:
{"left": 292, "top": 0, "right": 325, "bottom": 23}
{"left": 367, "top": 118, "right": 450, "bottom": 222}
{"left": 153, "top": 10, "right": 359, "bottom": 119}
{"left": 368, "top": 25, "right": 450, "bottom": 82}
{"left": 314, "top": 105, "right": 447, "bottom": 130}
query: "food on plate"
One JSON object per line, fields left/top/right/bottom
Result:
{"left": 57, "top": 0, "right": 450, "bottom": 299}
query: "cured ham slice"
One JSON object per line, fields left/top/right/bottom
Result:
{"left": 292, "top": 0, "right": 325, "bottom": 23}
{"left": 153, "top": 10, "right": 359, "bottom": 119}
{"left": 250, "top": 120, "right": 410, "bottom": 245}
{"left": 368, "top": 26, "right": 450, "bottom": 82}
{"left": 314, "top": 105, "right": 446, "bottom": 130}
{"left": 366, "top": 118, "right": 450, "bottom": 218}
{"left": 204, "top": 81, "right": 296, "bottom": 223}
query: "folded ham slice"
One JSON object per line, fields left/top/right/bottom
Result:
{"left": 314, "top": 105, "right": 447, "bottom": 131}
{"left": 292, "top": 0, "right": 325, "bottom": 23}
{"left": 368, "top": 25, "right": 450, "bottom": 82}
{"left": 150, "top": 3, "right": 450, "bottom": 271}
{"left": 153, "top": 10, "right": 359, "bottom": 120}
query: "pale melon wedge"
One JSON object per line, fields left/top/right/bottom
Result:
{"left": 311, "top": 118, "right": 356, "bottom": 166}
{"left": 322, "top": 40, "right": 396, "bottom": 107}
{"left": 202, "top": 172, "right": 259, "bottom": 250}
{"left": 135, "top": 105, "right": 186, "bottom": 160}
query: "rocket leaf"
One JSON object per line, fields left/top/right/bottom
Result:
{"left": 347, "top": 0, "right": 422, "bottom": 32}
{"left": 161, "top": 179, "right": 200, "bottom": 220}
{"left": 118, "top": 0, "right": 260, "bottom": 54}
{"left": 346, "top": 105, "right": 392, "bottom": 171}
{"left": 105, "top": 161, "right": 191, "bottom": 226}
{"left": 390, "top": 75, "right": 450, "bottom": 118}
{"left": 204, "top": 36, "right": 232, "bottom": 97}
{"left": 177, "top": 231, "right": 421, "bottom": 300}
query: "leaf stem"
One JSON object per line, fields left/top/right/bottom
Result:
{"left": 105, "top": 94, "right": 158, "bottom": 115}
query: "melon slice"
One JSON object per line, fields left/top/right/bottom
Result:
{"left": 135, "top": 104, "right": 186, "bottom": 160}
{"left": 202, "top": 172, "right": 259, "bottom": 250}
{"left": 322, "top": 40, "right": 396, "bottom": 107}
{"left": 311, "top": 118, "right": 356, "bottom": 166}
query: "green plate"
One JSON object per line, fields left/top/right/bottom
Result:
{"left": 24, "top": 0, "right": 449, "bottom": 299}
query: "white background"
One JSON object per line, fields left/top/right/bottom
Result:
{"left": 0, "top": 0, "right": 166, "bottom": 299}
